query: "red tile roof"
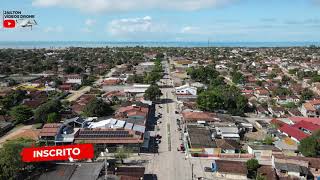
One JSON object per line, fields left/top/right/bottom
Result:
{"left": 279, "top": 124, "right": 309, "bottom": 141}
{"left": 182, "top": 111, "right": 217, "bottom": 122}
{"left": 215, "top": 160, "right": 247, "bottom": 175}
{"left": 39, "top": 123, "right": 62, "bottom": 137}
{"left": 289, "top": 117, "right": 320, "bottom": 126}
{"left": 292, "top": 121, "right": 320, "bottom": 132}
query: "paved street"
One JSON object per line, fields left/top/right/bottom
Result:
{"left": 143, "top": 61, "right": 218, "bottom": 180}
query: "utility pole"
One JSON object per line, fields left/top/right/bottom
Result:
{"left": 191, "top": 163, "right": 194, "bottom": 180}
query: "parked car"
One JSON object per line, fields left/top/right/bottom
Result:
{"left": 156, "top": 134, "right": 162, "bottom": 139}
{"left": 204, "top": 167, "right": 212, "bottom": 172}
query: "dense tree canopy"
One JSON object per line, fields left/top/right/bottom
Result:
{"left": 126, "top": 74, "right": 144, "bottom": 84}
{"left": 83, "top": 98, "right": 114, "bottom": 117}
{"left": 298, "top": 130, "right": 320, "bottom": 157}
{"left": 197, "top": 85, "right": 248, "bottom": 116}
{"left": 0, "top": 138, "right": 36, "bottom": 180}
{"left": 300, "top": 88, "right": 314, "bottom": 101}
{"left": 231, "top": 70, "right": 245, "bottom": 84}
{"left": 9, "top": 105, "right": 33, "bottom": 124}
{"left": 144, "top": 84, "right": 162, "bottom": 101}
{"left": 34, "top": 99, "right": 62, "bottom": 123}
{"left": 187, "top": 65, "right": 220, "bottom": 84}
{"left": 0, "top": 90, "right": 27, "bottom": 111}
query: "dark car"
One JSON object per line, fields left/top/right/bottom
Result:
{"left": 204, "top": 167, "right": 212, "bottom": 172}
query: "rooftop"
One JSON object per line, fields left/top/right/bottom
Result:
{"left": 215, "top": 160, "right": 247, "bottom": 175}
{"left": 187, "top": 124, "right": 216, "bottom": 148}
{"left": 182, "top": 111, "right": 217, "bottom": 122}
{"left": 39, "top": 123, "right": 62, "bottom": 137}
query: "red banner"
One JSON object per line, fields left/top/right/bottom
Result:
{"left": 21, "top": 144, "right": 94, "bottom": 162}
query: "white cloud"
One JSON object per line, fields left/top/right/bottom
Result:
{"left": 85, "top": 19, "right": 96, "bottom": 26}
{"left": 44, "top": 26, "right": 63, "bottom": 33}
{"left": 32, "top": 0, "right": 237, "bottom": 13}
{"left": 107, "top": 16, "right": 164, "bottom": 36}
{"left": 181, "top": 26, "right": 201, "bottom": 34}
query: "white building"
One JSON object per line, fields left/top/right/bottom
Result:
{"left": 65, "top": 75, "right": 82, "bottom": 85}
{"left": 175, "top": 84, "right": 197, "bottom": 96}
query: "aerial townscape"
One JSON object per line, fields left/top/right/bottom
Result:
{"left": 1, "top": 0, "right": 320, "bottom": 180}
{"left": 0, "top": 46, "right": 320, "bottom": 180}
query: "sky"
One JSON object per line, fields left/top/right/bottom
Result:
{"left": 1, "top": 0, "right": 320, "bottom": 42}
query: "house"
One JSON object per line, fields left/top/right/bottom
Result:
{"left": 124, "top": 84, "right": 150, "bottom": 98}
{"left": 175, "top": 84, "right": 197, "bottom": 96}
{"left": 102, "top": 90, "right": 126, "bottom": 102}
{"left": 287, "top": 108, "right": 303, "bottom": 116}
{"left": 38, "top": 162, "right": 105, "bottom": 180}
{"left": 301, "top": 99, "right": 320, "bottom": 117}
{"left": 256, "top": 106, "right": 270, "bottom": 117}
{"left": 101, "top": 78, "right": 122, "bottom": 86}
{"left": 212, "top": 160, "right": 248, "bottom": 180}
{"left": 114, "top": 166, "right": 145, "bottom": 180}
{"left": 38, "top": 123, "right": 63, "bottom": 144}
{"left": 74, "top": 128, "right": 144, "bottom": 152}
{"left": 215, "top": 139, "right": 241, "bottom": 154}
{"left": 247, "top": 145, "right": 281, "bottom": 159}
{"left": 214, "top": 126, "right": 240, "bottom": 141}
{"left": 274, "top": 137, "right": 298, "bottom": 156}
{"left": 288, "top": 116, "right": 320, "bottom": 126}
{"left": 0, "top": 121, "right": 13, "bottom": 136}
{"left": 268, "top": 106, "right": 286, "bottom": 118}
{"left": 182, "top": 111, "right": 217, "bottom": 123}
{"left": 71, "top": 94, "right": 96, "bottom": 114}
{"left": 175, "top": 84, "right": 198, "bottom": 102}
{"left": 254, "top": 89, "right": 270, "bottom": 102}
{"left": 185, "top": 124, "right": 219, "bottom": 156}
{"left": 22, "top": 90, "right": 48, "bottom": 108}
{"left": 65, "top": 74, "right": 82, "bottom": 85}
{"left": 257, "top": 165, "right": 278, "bottom": 180}
{"left": 58, "top": 83, "right": 73, "bottom": 91}
{"left": 275, "top": 95, "right": 299, "bottom": 105}
{"left": 272, "top": 155, "right": 311, "bottom": 179}
{"left": 278, "top": 121, "right": 320, "bottom": 142}
{"left": 135, "top": 62, "right": 155, "bottom": 74}
{"left": 115, "top": 104, "right": 149, "bottom": 120}
{"left": 273, "top": 155, "right": 320, "bottom": 180}
{"left": 255, "top": 120, "right": 270, "bottom": 130}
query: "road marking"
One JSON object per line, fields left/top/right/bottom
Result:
{"left": 167, "top": 123, "right": 171, "bottom": 151}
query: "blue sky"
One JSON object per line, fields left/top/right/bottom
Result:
{"left": 1, "top": 0, "right": 320, "bottom": 42}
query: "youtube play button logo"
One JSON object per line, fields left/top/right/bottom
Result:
{"left": 3, "top": 19, "right": 16, "bottom": 28}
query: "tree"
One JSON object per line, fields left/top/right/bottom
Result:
{"left": 114, "top": 147, "right": 132, "bottom": 164}
{"left": 83, "top": 98, "right": 113, "bottom": 117}
{"left": 246, "top": 158, "right": 259, "bottom": 171}
{"left": 0, "top": 138, "right": 35, "bottom": 180}
{"left": 0, "top": 90, "right": 27, "bottom": 110}
{"left": 47, "top": 112, "right": 59, "bottom": 123}
{"left": 197, "top": 85, "right": 248, "bottom": 116}
{"left": 298, "top": 131, "right": 320, "bottom": 157}
{"left": 231, "top": 71, "right": 245, "bottom": 84}
{"left": 9, "top": 105, "right": 33, "bottom": 124}
{"left": 263, "top": 136, "right": 274, "bottom": 145}
{"left": 127, "top": 74, "right": 144, "bottom": 84}
{"left": 273, "top": 87, "right": 292, "bottom": 96}
{"left": 246, "top": 158, "right": 260, "bottom": 179}
{"left": 256, "top": 174, "right": 267, "bottom": 180}
{"left": 144, "top": 84, "right": 162, "bottom": 101}
{"left": 34, "top": 99, "right": 61, "bottom": 123}
{"left": 300, "top": 88, "right": 314, "bottom": 101}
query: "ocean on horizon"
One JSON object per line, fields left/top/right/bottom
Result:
{"left": 0, "top": 41, "right": 320, "bottom": 49}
